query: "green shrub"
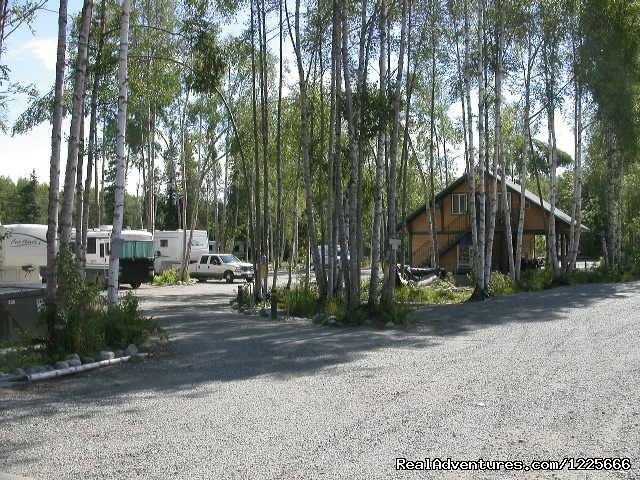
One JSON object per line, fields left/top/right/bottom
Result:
{"left": 41, "top": 248, "right": 163, "bottom": 359}
{"left": 519, "top": 268, "right": 555, "bottom": 291}
{"left": 102, "top": 292, "right": 161, "bottom": 349}
{"left": 153, "top": 268, "right": 185, "bottom": 286}
{"left": 489, "top": 272, "right": 517, "bottom": 296}
{"left": 279, "top": 281, "right": 320, "bottom": 317}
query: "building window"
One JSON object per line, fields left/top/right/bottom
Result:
{"left": 200, "top": 256, "right": 208, "bottom": 264}
{"left": 160, "top": 239, "right": 168, "bottom": 247}
{"left": 87, "top": 237, "right": 96, "bottom": 254}
{"left": 452, "top": 193, "right": 468, "bottom": 214}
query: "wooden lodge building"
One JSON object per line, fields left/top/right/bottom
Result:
{"left": 404, "top": 173, "right": 587, "bottom": 273}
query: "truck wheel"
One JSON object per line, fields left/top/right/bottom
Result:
{"left": 131, "top": 282, "right": 141, "bottom": 289}
{"left": 224, "top": 271, "right": 234, "bottom": 284}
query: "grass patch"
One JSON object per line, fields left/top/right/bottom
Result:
{"left": 275, "top": 279, "right": 471, "bottom": 328}
{"left": 394, "top": 280, "right": 472, "bottom": 305}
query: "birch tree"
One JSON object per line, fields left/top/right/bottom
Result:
{"left": 45, "top": 0, "right": 67, "bottom": 336}
{"left": 286, "top": 0, "right": 327, "bottom": 298}
{"left": 368, "top": 0, "right": 386, "bottom": 307}
{"left": 382, "top": 0, "right": 408, "bottom": 307}
{"left": 495, "top": 0, "right": 515, "bottom": 281}
{"left": 107, "top": 0, "right": 131, "bottom": 307}
{"left": 59, "top": 0, "right": 93, "bottom": 248}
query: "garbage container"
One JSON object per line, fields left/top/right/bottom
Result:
{"left": 0, "top": 286, "right": 46, "bottom": 341}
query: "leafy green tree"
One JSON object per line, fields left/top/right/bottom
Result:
{"left": 16, "top": 170, "right": 41, "bottom": 223}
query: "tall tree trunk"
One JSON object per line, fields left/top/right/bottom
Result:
{"left": 46, "top": 0, "right": 68, "bottom": 331}
{"left": 59, "top": 0, "right": 93, "bottom": 248}
{"left": 427, "top": 0, "right": 438, "bottom": 267}
{"left": 567, "top": 40, "right": 583, "bottom": 272}
{"left": 287, "top": 182, "right": 299, "bottom": 290}
{"left": 340, "top": 0, "right": 364, "bottom": 309}
{"left": 458, "top": 0, "right": 479, "bottom": 292}
{"left": 0, "top": 0, "right": 7, "bottom": 61}
{"left": 382, "top": 0, "right": 408, "bottom": 306}
{"left": 543, "top": 42, "right": 560, "bottom": 275}
{"left": 251, "top": 0, "right": 262, "bottom": 299}
{"left": 605, "top": 122, "right": 618, "bottom": 270}
{"left": 483, "top": 48, "right": 498, "bottom": 289}
{"left": 73, "top": 107, "right": 85, "bottom": 261}
{"left": 515, "top": 35, "right": 535, "bottom": 282}
{"left": 332, "top": 0, "right": 348, "bottom": 298}
{"left": 369, "top": 0, "right": 387, "bottom": 307}
{"left": 107, "top": 0, "right": 131, "bottom": 307}
{"left": 178, "top": 86, "right": 190, "bottom": 281}
{"left": 258, "top": 0, "right": 270, "bottom": 294}
{"left": 271, "top": 0, "right": 284, "bottom": 290}
{"left": 81, "top": 0, "right": 106, "bottom": 270}
{"left": 495, "top": 0, "right": 515, "bottom": 281}
{"left": 327, "top": 0, "right": 340, "bottom": 297}
{"left": 474, "top": 0, "right": 487, "bottom": 296}
{"left": 287, "top": 0, "right": 326, "bottom": 298}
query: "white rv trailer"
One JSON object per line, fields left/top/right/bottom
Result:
{"left": 153, "top": 229, "right": 209, "bottom": 273}
{"left": 85, "top": 227, "right": 154, "bottom": 288}
{"left": 0, "top": 224, "right": 48, "bottom": 286}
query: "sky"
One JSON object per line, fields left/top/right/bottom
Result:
{"left": 1, "top": 1, "right": 577, "bottom": 191}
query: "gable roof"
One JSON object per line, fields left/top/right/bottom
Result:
{"left": 404, "top": 173, "right": 589, "bottom": 231}
{"left": 404, "top": 175, "right": 467, "bottom": 225}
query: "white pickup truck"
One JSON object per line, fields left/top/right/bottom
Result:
{"left": 189, "top": 254, "right": 254, "bottom": 283}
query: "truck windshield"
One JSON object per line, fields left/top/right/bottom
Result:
{"left": 220, "top": 255, "right": 240, "bottom": 263}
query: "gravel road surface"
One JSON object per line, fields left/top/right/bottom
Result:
{"left": 1, "top": 280, "right": 639, "bottom": 479}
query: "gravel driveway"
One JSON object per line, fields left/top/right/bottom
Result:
{"left": 1, "top": 280, "right": 639, "bottom": 479}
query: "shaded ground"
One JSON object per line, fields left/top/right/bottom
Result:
{"left": 1, "top": 280, "right": 639, "bottom": 479}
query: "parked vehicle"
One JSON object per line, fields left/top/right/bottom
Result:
{"left": 153, "top": 230, "right": 209, "bottom": 274}
{"left": 189, "top": 254, "right": 254, "bottom": 283}
{"left": 85, "top": 227, "right": 154, "bottom": 289}
{"left": 0, "top": 224, "right": 48, "bottom": 286}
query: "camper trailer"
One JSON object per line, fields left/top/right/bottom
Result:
{"left": 153, "top": 229, "right": 209, "bottom": 273}
{"left": 85, "top": 227, "right": 154, "bottom": 289}
{"left": 0, "top": 224, "right": 48, "bottom": 286}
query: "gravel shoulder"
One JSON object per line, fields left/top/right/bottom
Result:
{"left": 1, "top": 280, "right": 639, "bottom": 479}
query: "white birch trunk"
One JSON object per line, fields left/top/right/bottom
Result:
{"left": 107, "top": 0, "right": 131, "bottom": 307}
{"left": 382, "top": 0, "right": 408, "bottom": 306}
{"left": 59, "top": 0, "right": 93, "bottom": 247}
{"left": 46, "top": 0, "right": 68, "bottom": 307}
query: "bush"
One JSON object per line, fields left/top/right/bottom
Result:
{"left": 43, "top": 248, "right": 162, "bottom": 358}
{"left": 153, "top": 268, "right": 187, "bottom": 286}
{"left": 278, "top": 281, "right": 320, "bottom": 317}
{"left": 519, "top": 268, "right": 555, "bottom": 291}
{"left": 102, "top": 292, "right": 162, "bottom": 349}
{"left": 489, "top": 272, "right": 517, "bottom": 296}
